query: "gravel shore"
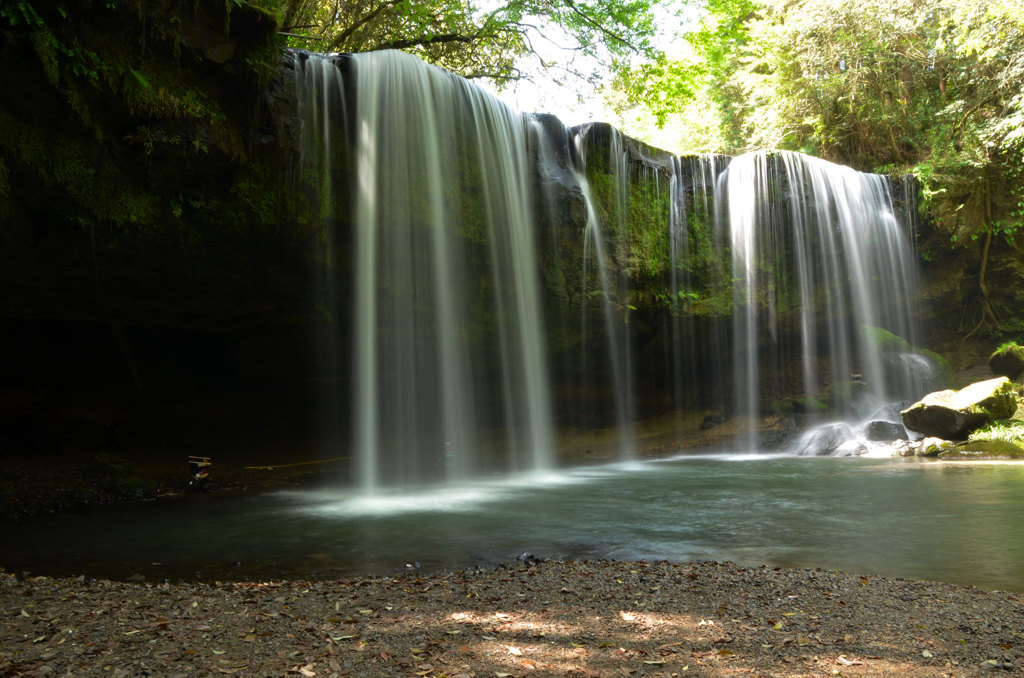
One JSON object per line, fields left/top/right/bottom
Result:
{"left": 3, "top": 559, "right": 1022, "bottom": 677}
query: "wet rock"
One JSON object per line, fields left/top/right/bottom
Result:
{"left": 989, "top": 342, "right": 1024, "bottom": 380}
{"left": 915, "top": 436, "right": 955, "bottom": 457}
{"left": 700, "top": 413, "right": 727, "bottom": 430}
{"left": 891, "top": 440, "right": 917, "bottom": 457}
{"left": 901, "top": 377, "right": 1018, "bottom": 440}
{"left": 865, "top": 420, "right": 908, "bottom": 441}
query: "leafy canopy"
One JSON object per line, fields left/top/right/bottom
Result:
{"left": 280, "top": 0, "right": 663, "bottom": 86}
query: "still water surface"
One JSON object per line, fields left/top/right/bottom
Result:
{"left": 5, "top": 456, "right": 1024, "bottom": 590}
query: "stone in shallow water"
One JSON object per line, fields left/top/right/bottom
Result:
{"left": 865, "top": 420, "right": 908, "bottom": 441}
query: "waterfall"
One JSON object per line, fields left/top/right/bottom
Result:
{"left": 571, "top": 125, "right": 637, "bottom": 455}
{"left": 295, "top": 50, "right": 555, "bottom": 489}
{"left": 289, "top": 50, "right": 930, "bottom": 471}
{"left": 716, "top": 151, "right": 930, "bottom": 452}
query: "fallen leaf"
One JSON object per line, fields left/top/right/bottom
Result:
{"left": 836, "top": 655, "right": 865, "bottom": 666}
{"left": 508, "top": 646, "right": 523, "bottom": 656}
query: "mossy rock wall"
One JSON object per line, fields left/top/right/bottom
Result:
{"left": 0, "top": 0, "right": 312, "bottom": 337}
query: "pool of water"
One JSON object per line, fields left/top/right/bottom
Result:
{"left": 5, "top": 455, "right": 1024, "bottom": 591}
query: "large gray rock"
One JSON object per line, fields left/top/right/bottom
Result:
{"left": 865, "top": 420, "right": 908, "bottom": 441}
{"left": 900, "top": 377, "right": 1018, "bottom": 440}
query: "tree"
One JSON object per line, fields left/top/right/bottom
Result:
{"left": 605, "top": 0, "right": 755, "bottom": 152}
{"left": 280, "top": 0, "right": 662, "bottom": 86}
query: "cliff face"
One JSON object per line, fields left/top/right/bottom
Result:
{"left": 0, "top": 0, "right": 308, "bottom": 334}
{"left": 0, "top": 1, "right": 320, "bottom": 463}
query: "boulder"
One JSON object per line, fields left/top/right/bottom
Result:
{"left": 989, "top": 342, "right": 1024, "bottom": 380}
{"left": 900, "top": 377, "right": 1018, "bottom": 440}
{"left": 864, "top": 420, "right": 908, "bottom": 441}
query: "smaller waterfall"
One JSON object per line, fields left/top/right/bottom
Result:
{"left": 293, "top": 53, "right": 348, "bottom": 459}
{"left": 717, "top": 151, "right": 932, "bottom": 452}
{"left": 572, "top": 125, "right": 637, "bottom": 454}
{"left": 667, "top": 155, "right": 729, "bottom": 416}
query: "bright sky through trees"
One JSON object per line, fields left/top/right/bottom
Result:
{"left": 481, "top": 0, "right": 695, "bottom": 135}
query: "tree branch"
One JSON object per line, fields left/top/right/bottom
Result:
{"left": 374, "top": 32, "right": 479, "bottom": 51}
{"left": 563, "top": 0, "right": 638, "bottom": 53}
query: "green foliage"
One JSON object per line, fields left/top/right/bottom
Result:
{"left": 994, "top": 340, "right": 1023, "bottom": 355}
{"left": 608, "top": 0, "right": 1024, "bottom": 239}
{"left": 968, "top": 419, "right": 1024, "bottom": 445}
{"left": 281, "top": 0, "right": 660, "bottom": 86}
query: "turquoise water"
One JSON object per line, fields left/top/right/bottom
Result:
{"left": 5, "top": 455, "right": 1024, "bottom": 590}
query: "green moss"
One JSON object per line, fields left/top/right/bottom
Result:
{"left": 995, "top": 340, "right": 1022, "bottom": 354}
{"left": 0, "top": 109, "right": 159, "bottom": 227}
{"left": 940, "top": 439, "right": 1024, "bottom": 459}
{"left": 771, "top": 396, "right": 829, "bottom": 414}
{"left": 861, "top": 325, "right": 912, "bottom": 353}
